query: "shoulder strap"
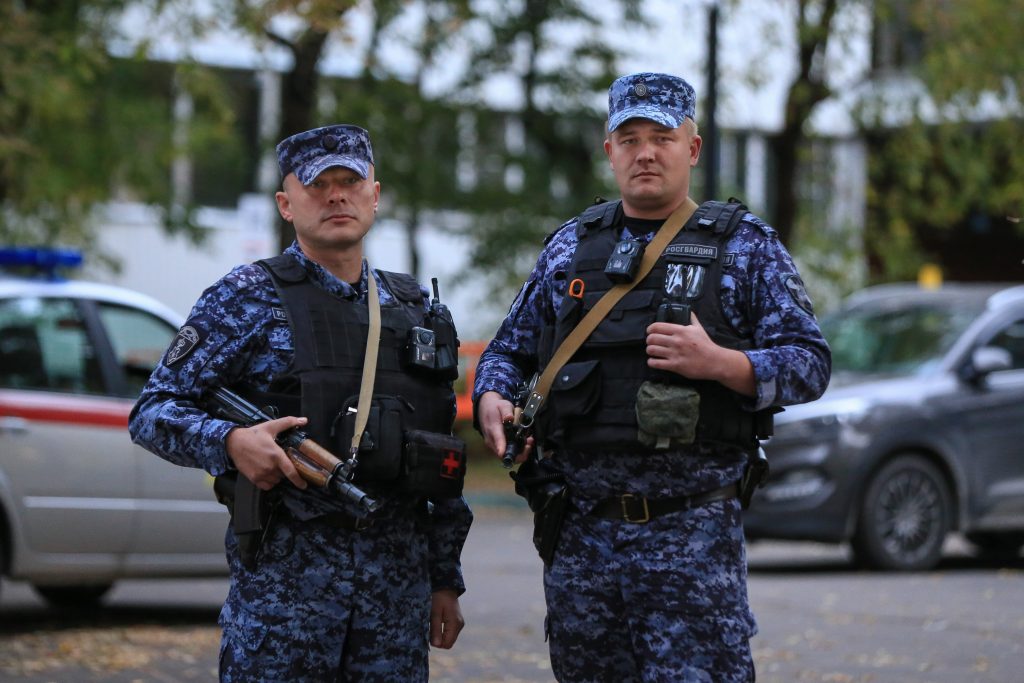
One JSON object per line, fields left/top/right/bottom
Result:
{"left": 517, "top": 197, "right": 700, "bottom": 425}
{"left": 349, "top": 269, "right": 381, "bottom": 458}
{"left": 577, "top": 199, "right": 622, "bottom": 236}
{"left": 691, "top": 198, "right": 748, "bottom": 235}
{"left": 258, "top": 253, "right": 307, "bottom": 283}
{"left": 376, "top": 270, "right": 423, "bottom": 304}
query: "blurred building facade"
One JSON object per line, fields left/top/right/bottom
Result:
{"left": 84, "top": 3, "right": 1020, "bottom": 333}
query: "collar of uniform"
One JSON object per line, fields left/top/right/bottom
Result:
{"left": 621, "top": 216, "right": 666, "bottom": 242}
{"left": 284, "top": 242, "right": 364, "bottom": 301}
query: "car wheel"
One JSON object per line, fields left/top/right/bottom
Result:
{"left": 965, "top": 532, "right": 1024, "bottom": 561}
{"left": 852, "top": 455, "right": 951, "bottom": 571}
{"left": 33, "top": 583, "right": 113, "bottom": 608}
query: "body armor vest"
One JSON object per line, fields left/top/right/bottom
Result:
{"left": 245, "top": 254, "right": 456, "bottom": 488}
{"left": 536, "top": 199, "right": 773, "bottom": 453}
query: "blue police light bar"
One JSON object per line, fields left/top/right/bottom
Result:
{"left": 0, "top": 246, "right": 84, "bottom": 279}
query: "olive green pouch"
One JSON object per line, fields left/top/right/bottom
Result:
{"left": 635, "top": 380, "right": 700, "bottom": 449}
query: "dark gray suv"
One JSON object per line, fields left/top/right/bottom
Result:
{"left": 743, "top": 282, "right": 1024, "bottom": 570}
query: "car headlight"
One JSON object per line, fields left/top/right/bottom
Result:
{"left": 761, "top": 469, "right": 829, "bottom": 503}
{"left": 771, "top": 397, "right": 869, "bottom": 443}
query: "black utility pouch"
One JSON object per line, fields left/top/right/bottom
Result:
{"left": 402, "top": 430, "right": 467, "bottom": 499}
{"left": 549, "top": 360, "right": 601, "bottom": 418}
{"left": 336, "top": 395, "right": 408, "bottom": 482}
{"left": 739, "top": 446, "right": 770, "bottom": 509}
{"left": 533, "top": 486, "right": 569, "bottom": 566}
{"left": 511, "top": 458, "right": 569, "bottom": 565}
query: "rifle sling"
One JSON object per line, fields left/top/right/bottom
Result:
{"left": 520, "top": 197, "right": 699, "bottom": 422}
{"left": 350, "top": 268, "right": 381, "bottom": 455}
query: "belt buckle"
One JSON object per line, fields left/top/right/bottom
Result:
{"left": 620, "top": 494, "right": 650, "bottom": 523}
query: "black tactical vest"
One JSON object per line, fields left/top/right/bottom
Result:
{"left": 246, "top": 254, "right": 455, "bottom": 485}
{"left": 536, "top": 198, "right": 773, "bottom": 452}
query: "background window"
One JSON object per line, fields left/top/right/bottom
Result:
{"left": 96, "top": 303, "right": 178, "bottom": 397}
{"left": 0, "top": 297, "right": 104, "bottom": 394}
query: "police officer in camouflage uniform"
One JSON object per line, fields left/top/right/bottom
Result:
{"left": 130, "top": 124, "right": 472, "bottom": 682}
{"left": 474, "top": 73, "right": 831, "bottom": 682}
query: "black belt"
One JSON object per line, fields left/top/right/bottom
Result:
{"left": 587, "top": 483, "right": 738, "bottom": 523}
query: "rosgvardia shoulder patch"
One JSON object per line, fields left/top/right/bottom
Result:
{"left": 164, "top": 325, "right": 201, "bottom": 366}
{"left": 784, "top": 275, "right": 815, "bottom": 315}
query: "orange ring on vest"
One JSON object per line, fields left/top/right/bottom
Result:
{"left": 568, "top": 278, "right": 585, "bottom": 299}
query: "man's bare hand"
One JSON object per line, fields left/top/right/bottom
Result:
{"left": 646, "top": 312, "right": 756, "bottom": 397}
{"left": 225, "top": 416, "right": 309, "bottom": 490}
{"left": 476, "top": 391, "right": 533, "bottom": 463}
{"left": 430, "top": 589, "right": 465, "bottom": 649}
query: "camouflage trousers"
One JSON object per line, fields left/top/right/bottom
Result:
{"left": 218, "top": 511, "right": 431, "bottom": 682}
{"left": 543, "top": 497, "right": 757, "bottom": 682}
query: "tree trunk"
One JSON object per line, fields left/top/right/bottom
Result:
{"left": 276, "top": 30, "right": 329, "bottom": 253}
{"left": 766, "top": 0, "right": 837, "bottom": 245}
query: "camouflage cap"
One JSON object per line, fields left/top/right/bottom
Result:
{"left": 275, "top": 124, "right": 375, "bottom": 185}
{"left": 607, "top": 72, "right": 696, "bottom": 133}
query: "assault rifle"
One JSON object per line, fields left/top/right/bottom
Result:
{"left": 206, "top": 387, "right": 379, "bottom": 513}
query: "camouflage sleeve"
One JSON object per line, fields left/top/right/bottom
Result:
{"left": 426, "top": 496, "right": 474, "bottom": 595}
{"left": 472, "top": 222, "right": 578, "bottom": 403}
{"left": 730, "top": 223, "right": 832, "bottom": 411}
{"left": 128, "top": 266, "right": 279, "bottom": 476}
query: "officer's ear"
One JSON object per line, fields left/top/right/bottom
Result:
{"left": 275, "top": 189, "right": 293, "bottom": 223}
{"left": 276, "top": 174, "right": 299, "bottom": 221}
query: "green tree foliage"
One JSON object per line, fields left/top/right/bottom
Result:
{"left": 214, "top": 0, "right": 642, "bottom": 296}
{"left": 862, "top": 0, "right": 1024, "bottom": 281}
{"left": 767, "top": 0, "right": 840, "bottom": 246}
{"left": 0, "top": 1, "right": 121, "bottom": 249}
{"left": 443, "top": 0, "right": 644, "bottom": 292}
{"left": 0, "top": 1, "right": 241, "bottom": 260}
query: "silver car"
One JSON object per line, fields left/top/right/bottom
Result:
{"left": 0, "top": 250, "right": 227, "bottom": 607}
{"left": 743, "top": 282, "right": 1024, "bottom": 570}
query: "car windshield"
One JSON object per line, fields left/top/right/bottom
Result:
{"left": 823, "top": 297, "right": 983, "bottom": 377}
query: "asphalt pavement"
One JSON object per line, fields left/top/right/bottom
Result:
{"left": 1, "top": 498, "right": 1023, "bottom": 682}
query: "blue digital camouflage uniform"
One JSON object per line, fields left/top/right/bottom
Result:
{"left": 475, "top": 209, "right": 830, "bottom": 682}
{"left": 130, "top": 242, "right": 473, "bottom": 682}
{"left": 474, "top": 72, "right": 830, "bottom": 681}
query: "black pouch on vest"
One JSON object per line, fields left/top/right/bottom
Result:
{"left": 549, "top": 359, "right": 601, "bottom": 418}
{"left": 401, "top": 430, "right": 467, "bottom": 499}
{"left": 511, "top": 457, "right": 569, "bottom": 565}
{"left": 536, "top": 359, "right": 601, "bottom": 449}
{"left": 336, "top": 395, "right": 408, "bottom": 482}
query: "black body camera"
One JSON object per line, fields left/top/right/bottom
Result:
{"left": 405, "top": 326, "right": 437, "bottom": 369}
{"left": 604, "top": 239, "right": 645, "bottom": 283}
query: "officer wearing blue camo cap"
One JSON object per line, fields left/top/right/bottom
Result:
{"left": 131, "top": 123, "right": 472, "bottom": 681}
{"left": 276, "top": 123, "right": 375, "bottom": 183}
{"left": 475, "top": 72, "right": 831, "bottom": 681}
{"left": 606, "top": 71, "right": 696, "bottom": 132}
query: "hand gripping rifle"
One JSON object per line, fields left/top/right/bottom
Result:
{"left": 502, "top": 373, "right": 540, "bottom": 468}
{"left": 207, "top": 387, "right": 380, "bottom": 513}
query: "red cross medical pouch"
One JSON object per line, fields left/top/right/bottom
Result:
{"left": 401, "top": 430, "right": 467, "bottom": 499}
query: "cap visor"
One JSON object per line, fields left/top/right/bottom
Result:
{"left": 608, "top": 106, "right": 685, "bottom": 133}
{"left": 297, "top": 155, "right": 369, "bottom": 185}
